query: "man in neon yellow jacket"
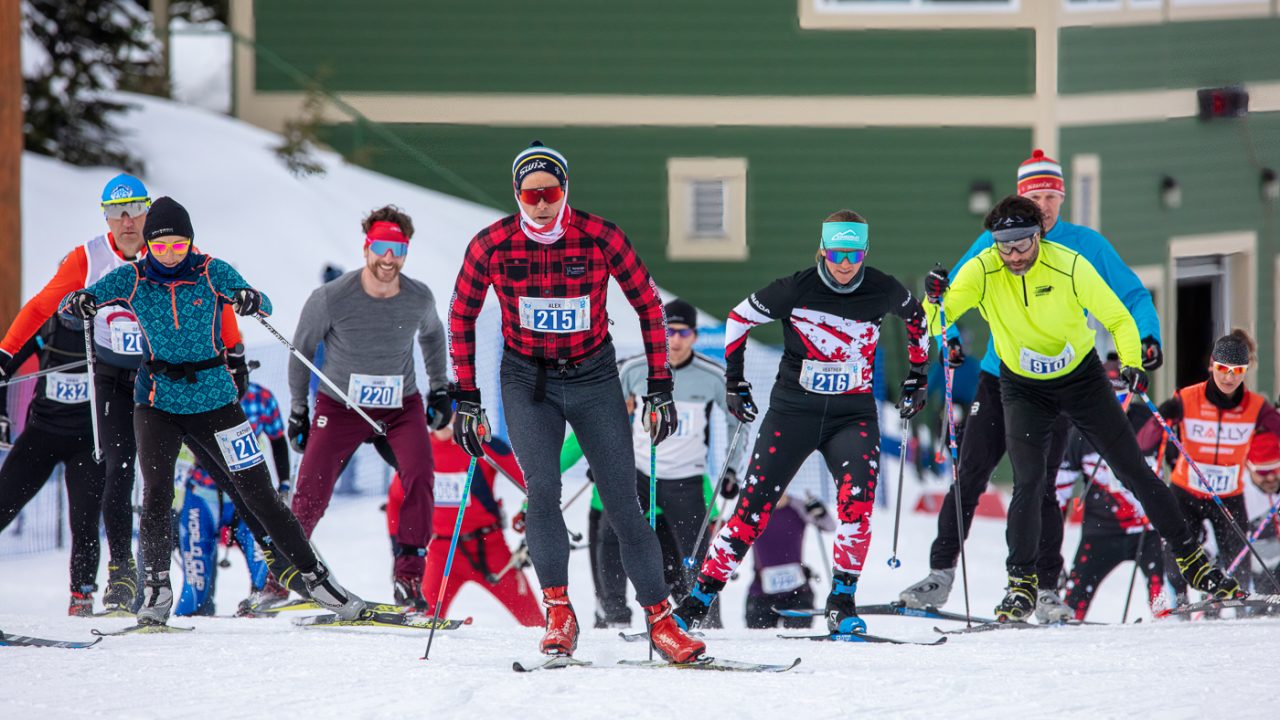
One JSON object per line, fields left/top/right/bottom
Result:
{"left": 923, "top": 194, "right": 1241, "bottom": 621}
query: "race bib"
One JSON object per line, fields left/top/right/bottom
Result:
{"left": 434, "top": 471, "right": 472, "bottom": 508}
{"left": 761, "top": 563, "right": 807, "bottom": 595}
{"left": 44, "top": 371, "right": 90, "bottom": 404}
{"left": 214, "top": 421, "right": 265, "bottom": 473}
{"left": 799, "top": 360, "right": 863, "bottom": 394}
{"left": 348, "top": 374, "right": 404, "bottom": 409}
{"left": 1194, "top": 463, "right": 1240, "bottom": 495}
{"left": 518, "top": 296, "right": 590, "bottom": 334}
{"left": 1019, "top": 342, "right": 1075, "bottom": 376}
{"left": 109, "top": 320, "right": 143, "bottom": 355}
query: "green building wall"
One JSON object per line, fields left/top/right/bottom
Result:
{"left": 1058, "top": 18, "right": 1280, "bottom": 94}
{"left": 253, "top": 0, "right": 1033, "bottom": 96}
{"left": 320, "top": 123, "right": 1029, "bottom": 346}
{"left": 1061, "top": 112, "right": 1280, "bottom": 394}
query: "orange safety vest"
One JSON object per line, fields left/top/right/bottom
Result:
{"left": 1171, "top": 381, "right": 1265, "bottom": 498}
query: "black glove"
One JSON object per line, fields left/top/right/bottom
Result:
{"left": 924, "top": 264, "right": 949, "bottom": 304}
{"left": 945, "top": 338, "right": 966, "bottom": 369}
{"left": 0, "top": 349, "right": 12, "bottom": 380}
{"left": 0, "top": 415, "right": 10, "bottom": 446}
{"left": 726, "top": 379, "right": 757, "bottom": 424}
{"left": 453, "top": 400, "right": 489, "bottom": 458}
{"left": 287, "top": 409, "right": 309, "bottom": 453}
{"left": 1141, "top": 337, "right": 1163, "bottom": 371}
{"left": 1157, "top": 397, "right": 1183, "bottom": 424}
{"left": 642, "top": 390, "right": 678, "bottom": 446}
{"left": 231, "top": 289, "right": 263, "bottom": 317}
{"left": 720, "top": 468, "right": 740, "bottom": 500}
{"left": 227, "top": 345, "right": 249, "bottom": 400}
{"left": 1121, "top": 366, "right": 1149, "bottom": 396}
{"left": 896, "top": 364, "right": 928, "bottom": 420}
{"left": 66, "top": 290, "right": 98, "bottom": 319}
{"left": 804, "top": 496, "right": 830, "bottom": 524}
{"left": 425, "top": 387, "right": 453, "bottom": 431}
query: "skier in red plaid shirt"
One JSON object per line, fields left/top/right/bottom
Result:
{"left": 448, "top": 141, "right": 706, "bottom": 663}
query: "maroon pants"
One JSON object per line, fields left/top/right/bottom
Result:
{"left": 292, "top": 392, "right": 435, "bottom": 574}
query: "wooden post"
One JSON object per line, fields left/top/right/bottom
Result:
{"left": 0, "top": 0, "right": 21, "bottom": 329}
{"left": 154, "top": 0, "right": 170, "bottom": 92}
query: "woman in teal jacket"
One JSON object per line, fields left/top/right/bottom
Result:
{"left": 65, "top": 197, "right": 364, "bottom": 626}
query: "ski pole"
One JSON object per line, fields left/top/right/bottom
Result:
{"left": 1227, "top": 492, "right": 1280, "bottom": 574}
{"left": 0, "top": 359, "right": 90, "bottom": 388}
{"left": 560, "top": 481, "right": 591, "bottom": 513}
{"left": 1140, "top": 392, "right": 1280, "bottom": 592}
{"left": 1121, "top": 526, "right": 1147, "bottom": 623}
{"left": 888, "top": 415, "right": 910, "bottom": 569}
{"left": 685, "top": 422, "right": 746, "bottom": 570}
{"left": 648, "top": 413, "right": 657, "bottom": 662}
{"left": 255, "top": 316, "right": 386, "bottom": 436}
{"left": 937, "top": 301, "right": 972, "bottom": 627}
{"left": 423, "top": 454, "right": 479, "bottom": 660}
{"left": 82, "top": 321, "right": 103, "bottom": 464}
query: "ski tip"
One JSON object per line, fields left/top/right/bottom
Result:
{"left": 512, "top": 661, "right": 527, "bottom": 672}
{"left": 463, "top": 616, "right": 475, "bottom": 625}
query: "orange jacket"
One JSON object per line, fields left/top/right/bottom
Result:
{"left": 1170, "top": 382, "right": 1266, "bottom": 498}
{"left": 1, "top": 235, "right": 242, "bottom": 356}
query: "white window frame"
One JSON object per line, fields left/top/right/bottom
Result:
{"left": 1070, "top": 154, "right": 1101, "bottom": 231}
{"left": 813, "top": 0, "right": 1019, "bottom": 13}
{"left": 667, "top": 158, "right": 748, "bottom": 262}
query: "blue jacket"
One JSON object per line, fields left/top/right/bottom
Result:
{"left": 948, "top": 219, "right": 1160, "bottom": 377}
{"left": 71, "top": 254, "right": 271, "bottom": 414}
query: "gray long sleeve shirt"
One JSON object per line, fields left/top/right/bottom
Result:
{"left": 288, "top": 270, "right": 448, "bottom": 414}
{"left": 619, "top": 351, "right": 748, "bottom": 479}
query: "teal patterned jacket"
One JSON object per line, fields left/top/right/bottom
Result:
{"left": 69, "top": 255, "right": 272, "bottom": 415}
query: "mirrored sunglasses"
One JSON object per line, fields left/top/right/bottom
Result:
{"left": 666, "top": 327, "right": 694, "bottom": 338}
{"left": 147, "top": 239, "right": 190, "bottom": 254}
{"left": 368, "top": 240, "right": 409, "bottom": 258}
{"left": 823, "top": 249, "right": 866, "bottom": 265}
{"left": 102, "top": 200, "right": 150, "bottom": 219}
{"left": 518, "top": 185, "right": 565, "bottom": 205}
{"left": 1213, "top": 362, "right": 1247, "bottom": 376}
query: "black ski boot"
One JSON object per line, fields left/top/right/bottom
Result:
{"left": 1175, "top": 547, "right": 1244, "bottom": 599}
{"left": 825, "top": 572, "right": 866, "bottom": 634}
{"left": 673, "top": 577, "right": 724, "bottom": 630}
{"left": 994, "top": 573, "right": 1037, "bottom": 623}
{"left": 102, "top": 558, "right": 138, "bottom": 613}
{"left": 262, "top": 543, "right": 310, "bottom": 597}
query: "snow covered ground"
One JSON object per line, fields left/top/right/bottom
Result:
{"left": 3, "top": 471, "right": 1278, "bottom": 720}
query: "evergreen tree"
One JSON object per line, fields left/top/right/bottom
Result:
{"left": 22, "top": 0, "right": 161, "bottom": 172}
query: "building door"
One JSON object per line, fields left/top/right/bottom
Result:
{"left": 1174, "top": 255, "right": 1227, "bottom": 389}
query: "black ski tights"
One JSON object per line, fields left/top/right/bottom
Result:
{"left": 133, "top": 403, "right": 319, "bottom": 577}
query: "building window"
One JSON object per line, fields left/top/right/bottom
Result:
{"left": 690, "top": 181, "right": 727, "bottom": 238}
{"left": 1070, "top": 154, "right": 1101, "bottom": 231}
{"left": 667, "top": 158, "right": 748, "bottom": 261}
{"left": 814, "top": 0, "right": 1018, "bottom": 13}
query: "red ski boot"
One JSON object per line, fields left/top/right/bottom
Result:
{"left": 645, "top": 598, "right": 706, "bottom": 663}
{"left": 540, "top": 586, "right": 579, "bottom": 656}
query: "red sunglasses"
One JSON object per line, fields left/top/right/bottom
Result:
{"left": 517, "top": 185, "right": 565, "bottom": 205}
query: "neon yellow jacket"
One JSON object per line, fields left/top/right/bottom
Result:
{"left": 925, "top": 240, "right": 1142, "bottom": 380}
